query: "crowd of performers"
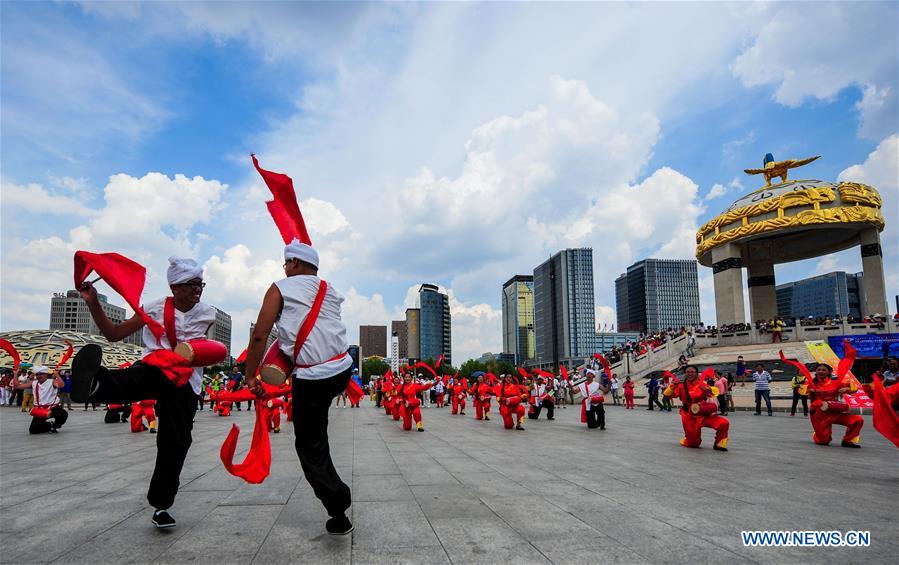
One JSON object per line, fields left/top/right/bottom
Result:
{"left": 2, "top": 154, "right": 896, "bottom": 540}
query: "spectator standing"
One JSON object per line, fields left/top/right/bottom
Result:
{"left": 752, "top": 363, "right": 773, "bottom": 416}
{"left": 610, "top": 375, "right": 620, "bottom": 406}
{"left": 20, "top": 371, "right": 34, "bottom": 413}
{"left": 715, "top": 372, "right": 729, "bottom": 415}
{"left": 685, "top": 333, "right": 696, "bottom": 357}
{"left": 736, "top": 356, "right": 747, "bottom": 387}
{"left": 645, "top": 376, "right": 664, "bottom": 411}
{"left": 790, "top": 370, "right": 809, "bottom": 417}
{"left": 229, "top": 366, "right": 244, "bottom": 411}
{"left": 881, "top": 356, "right": 899, "bottom": 386}
{"left": 725, "top": 372, "right": 735, "bottom": 412}
{"left": 771, "top": 317, "right": 784, "bottom": 343}
{"left": 58, "top": 370, "right": 73, "bottom": 410}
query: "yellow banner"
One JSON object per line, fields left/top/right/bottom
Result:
{"left": 805, "top": 340, "right": 872, "bottom": 408}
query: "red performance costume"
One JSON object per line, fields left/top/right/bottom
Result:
{"left": 782, "top": 346, "right": 864, "bottom": 447}
{"left": 130, "top": 400, "right": 157, "bottom": 433}
{"left": 663, "top": 368, "right": 729, "bottom": 451}
{"left": 398, "top": 378, "right": 433, "bottom": 431}
{"left": 452, "top": 377, "right": 468, "bottom": 415}
{"left": 497, "top": 376, "right": 527, "bottom": 430}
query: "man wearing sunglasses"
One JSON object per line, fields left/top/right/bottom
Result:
{"left": 71, "top": 257, "right": 216, "bottom": 530}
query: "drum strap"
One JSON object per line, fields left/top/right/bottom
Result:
{"left": 163, "top": 297, "right": 178, "bottom": 351}
{"left": 293, "top": 280, "right": 328, "bottom": 363}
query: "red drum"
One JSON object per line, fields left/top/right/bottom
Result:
{"left": 30, "top": 407, "right": 51, "bottom": 419}
{"left": 589, "top": 395, "right": 605, "bottom": 404}
{"left": 108, "top": 403, "right": 125, "bottom": 410}
{"left": 173, "top": 339, "right": 227, "bottom": 367}
{"left": 821, "top": 401, "right": 849, "bottom": 413}
{"left": 259, "top": 340, "right": 292, "bottom": 385}
{"left": 690, "top": 402, "right": 718, "bottom": 416}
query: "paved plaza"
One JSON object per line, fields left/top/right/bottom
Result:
{"left": 1, "top": 400, "right": 896, "bottom": 565}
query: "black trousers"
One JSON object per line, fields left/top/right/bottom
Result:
{"left": 376, "top": 390, "right": 383, "bottom": 407}
{"left": 293, "top": 367, "right": 352, "bottom": 518}
{"left": 586, "top": 403, "right": 605, "bottom": 429}
{"left": 790, "top": 390, "right": 808, "bottom": 416}
{"left": 104, "top": 405, "right": 131, "bottom": 423}
{"left": 648, "top": 391, "right": 664, "bottom": 410}
{"left": 755, "top": 390, "right": 772, "bottom": 414}
{"left": 90, "top": 362, "right": 197, "bottom": 510}
{"left": 528, "top": 401, "right": 555, "bottom": 420}
{"left": 29, "top": 406, "right": 68, "bottom": 434}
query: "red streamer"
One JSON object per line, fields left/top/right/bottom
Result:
{"left": 54, "top": 340, "right": 74, "bottom": 372}
{"left": 0, "top": 338, "right": 21, "bottom": 370}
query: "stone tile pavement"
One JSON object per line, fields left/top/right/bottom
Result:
{"left": 0, "top": 400, "right": 896, "bottom": 564}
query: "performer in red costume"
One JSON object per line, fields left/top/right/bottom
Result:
{"left": 398, "top": 373, "right": 433, "bottom": 431}
{"left": 478, "top": 375, "right": 496, "bottom": 421}
{"left": 72, "top": 255, "right": 221, "bottom": 529}
{"left": 434, "top": 376, "right": 446, "bottom": 408}
{"left": 392, "top": 375, "right": 404, "bottom": 421}
{"left": 130, "top": 399, "right": 157, "bottom": 433}
{"left": 497, "top": 374, "right": 527, "bottom": 430}
{"left": 528, "top": 376, "right": 555, "bottom": 421}
{"left": 623, "top": 376, "right": 636, "bottom": 409}
{"left": 663, "top": 367, "right": 729, "bottom": 451}
{"left": 284, "top": 393, "right": 294, "bottom": 423}
{"left": 807, "top": 363, "right": 863, "bottom": 448}
{"left": 266, "top": 397, "right": 285, "bottom": 433}
{"left": 452, "top": 376, "right": 468, "bottom": 415}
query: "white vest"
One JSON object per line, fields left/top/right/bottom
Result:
{"left": 33, "top": 379, "right": 59, "bottom": 407}
{"left": 274, "top": 275, "right": 352, "bottom": 380}
{"left": 579, "top": 381, "right": 602, "bottom": 410}
{"left": 141, "top": 297, "right": 216, "bottom": 394}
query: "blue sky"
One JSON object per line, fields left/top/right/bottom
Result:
{"left": 2, "top": 1, "right": 897, "bottom": 361}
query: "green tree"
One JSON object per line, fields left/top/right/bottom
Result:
{"left": 361, "top": 357, "right": 389, "bottom": 384}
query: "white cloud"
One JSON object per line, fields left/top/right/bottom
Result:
{"left": 705, "top": 183, "right": 727, "bottom": 201}
{"left": 1, "top": 181, "right": 94, "bottom": 216}
{"left": 732, "top": 3, "right": 898, "bottom": 139}
{"left": 838, "top": 135, "right": 899, "bottom": 299}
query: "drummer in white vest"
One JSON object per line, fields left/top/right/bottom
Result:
{"left": 71, "top": 257, "right": 216, "bottom": 530}
{"left": 10, "top": 366, "right": 68, "bottom": 434}
{"left": 245, "top": 238, "right": 355, "bottom": 536}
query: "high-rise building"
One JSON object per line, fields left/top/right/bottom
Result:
{"left": 50, "top": 290, "right": 142, "bottom": 346}
{"left": 502, "top": 275, "right": 535, "bottom": 365}
{"left": 776, "top": 272, "right": 865, "bottom": 320}
{"left": 359, "top": 325, "right": 388, "bottom": 358}
{"left": 595, "top": 331, "right": 641, "bottom": 353}
{"left": 405, "top": 308, "right": 420, "bottom": 360}
{"left": 209, "top": 307, "right": 232, "bottom": 356}
{"left": 391, "top": 320, "right": 408, "bottom": 358}
{"left": 533, "top": 248, "right": 595, "bottom": 368}
{"left": 615, "top": 259, "right": 701, "bottom": 333}
{"left": 418, "top": 284, "right": 451, "bottom": 366}
{"left": 248, "top": 322, "right": 278, "bottom": 352}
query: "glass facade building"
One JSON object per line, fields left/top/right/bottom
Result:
{"left": 50, "top": 290, "right": 143, "bottom": 346}
{"left": 502, "top": 275, "right": 535, "bottom": 365}
{"left": 776, "top": 271, "right": 864, "bottom": 320}
{"left": 415, "top": 284, "right": 452, "bottom": 365}
{"left": 533, "top": 248, "right": 595, "bottom": 367}
{"left": 615, "top": 259, "right": 701, "bottom": 333}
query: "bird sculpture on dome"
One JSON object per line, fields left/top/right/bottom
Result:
{"left": 744, "top": 153, "right": 820, "bottom": 187}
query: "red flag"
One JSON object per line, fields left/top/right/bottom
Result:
{"left": 54, "top": 341, "right": 74, "bottom": 372}
{"left": 533, "top": 369, "right": 554, "bottom": 379}
{"left": 73, "top": 251, "right": 164, "bottom": 343}
{"left": 0, "top": 338, "right": 21, "bottom": 369}
{"left": 251, "top": 154, "right": 311, "bottom": 245}
{"left": 235, "top": 348, "right": 248, "bottom": 364}
{"left": 559, "top": 365, "right": 570, "bottom": 382}
{"left": 221, "top": 400, "right": 271, "bottom": 484}
{"left": 517, "top": 367, "right": 530, "bottom": 379}
{"left": 345, "top": 378, "right": 364, "bottom": 404}
{"left": 435, "top": 354, "right": 444, "bottom": 368}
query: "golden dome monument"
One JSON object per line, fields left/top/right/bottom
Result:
{"left": 696, "top": 153, "right": 888, "bottom": 326}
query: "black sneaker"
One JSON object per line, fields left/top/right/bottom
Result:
{"left": 325, "top": 515, "right": 354, "bottom": 535}
{"left": 713, "top": 446, "right": 728, "bottom": 452}
{"left": 49, "top": 426, "right": 58, "bottom": 434}
{"left": 71, "top": 344, "right": 103, "bottom": 403}
{"left": 841, "top": 441, "right": 861, "bottom": 449}
{"left": 152, "top": 510, "right": 176, "bottom": 529}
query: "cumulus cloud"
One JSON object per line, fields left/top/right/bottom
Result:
{"left": 1, "top": 181, "right": 94, "bottom": 216}
{"left": 732, "top": 2, "right": 898, "bottom": 139}
{"left": 838, "top": 135, "right": 899, "bottom": 295}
